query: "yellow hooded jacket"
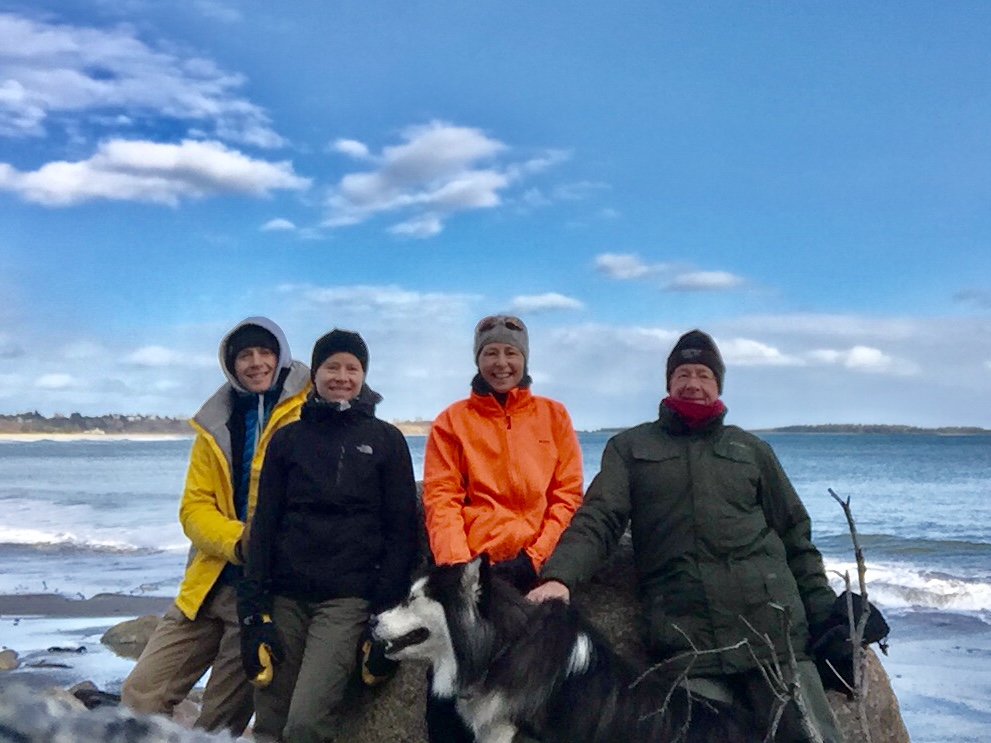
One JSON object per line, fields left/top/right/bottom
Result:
{"left": 174, "top": 318, "right": 311, "bottom": 620}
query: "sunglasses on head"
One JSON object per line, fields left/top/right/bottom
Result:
{"left": 476, "top": 315, "right": 526, "bottom": 333}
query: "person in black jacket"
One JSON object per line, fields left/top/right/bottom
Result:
{"left": 238, "top": 329, "right": 418, "bottom": 743}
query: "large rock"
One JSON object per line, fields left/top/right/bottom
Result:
{"left": 0, "top": 648, "right": 19, "bottom": 671}
{"left": 329, "top": 538, "right": 910, "bottom": 742}
{"left": 101, "top": 615, "right": 162, "bottom": 659}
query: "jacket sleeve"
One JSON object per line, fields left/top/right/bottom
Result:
{"left": 540, "top": 435, "right": 631, "bottom": 589}
{"left": 524, "top": 404, "right": 584, "bottom": 570}
{"left": 245, "top": 428, "right": 291, "bottom": 590}
{"left": 421, "top": 408, "right": 474, "bottom": 564}
{"left": 757, "top": 441, "right": 837, "bottom": 629}
{"left": 370, "top": 425, "right": 419, "bottom": 613}
{"left": 178, "top": 432, "right": 242, "bottom": 562}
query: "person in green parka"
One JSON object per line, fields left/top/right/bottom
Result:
{"left": 528, "top": 329, "right": 848, "bottom": 743}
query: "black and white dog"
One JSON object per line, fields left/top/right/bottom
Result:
{"left": 371, "top": 556, "right": 756, "bottom": 743}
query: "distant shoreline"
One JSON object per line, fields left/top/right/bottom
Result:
{"left": 589, "top": 424, "right": 991, "bottom": 435}
{"left": 2, "top": 413, "right": 987, "bottom": 438}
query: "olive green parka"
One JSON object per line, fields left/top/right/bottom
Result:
{"left": 541, "top": 404, "right": 837, "bottom": 676}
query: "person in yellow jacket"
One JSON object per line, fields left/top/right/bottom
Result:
{"left": 121, "top": 317, "right": 310, "bottom": 735}
{"left": 421, "top": 314, "right": 584, "bottom": 743}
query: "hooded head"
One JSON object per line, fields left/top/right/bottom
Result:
{"left": 219, "top": 317, "right": 292, "bottom": 393}
{"left": 666, "top": 329, "right": 724, "bottom": 394}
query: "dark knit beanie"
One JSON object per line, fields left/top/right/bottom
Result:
{"left": 224, "top": 324, "right": 279, "bottom": 375}
{"left": 310, "top": 329, "right": 369, "bottom": 380}
{"left": 473, "top": 315, "right": 529, "bottom": 363}
{"left": 666, "top": 329, "right": 725, "bottom": 393}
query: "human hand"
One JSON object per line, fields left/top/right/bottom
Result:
{"left": 240, "top": 614, "right": 283, "bottom": 687}
{"left": 234, "top": 521, "right": 251, "bottom": 564}
{"left": 526, "top": 580, "right": 570, "bottom": 604}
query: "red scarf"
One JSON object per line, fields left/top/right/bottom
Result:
{"left": 662, "top": 396, "right": 726, "bottom": 430}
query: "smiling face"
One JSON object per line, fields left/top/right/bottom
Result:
{"left": 314, "top": 351, "right": 365, "bottom": 402}
{"left": 233, "top": 346, "right": 278, "bottom": 392}
{"left": 668, "top": 363, "right": 720, "bottom": 404}
{"left": 477, "top": 342, "right": 525, "bottom": 394}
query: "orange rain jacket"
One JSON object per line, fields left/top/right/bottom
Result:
{"left": 422, "top": 386, "right": 584, "bottom": 570}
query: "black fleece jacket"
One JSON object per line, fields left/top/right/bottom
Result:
{"left": 243, "top": 386, "right": 418, "bottom": 614}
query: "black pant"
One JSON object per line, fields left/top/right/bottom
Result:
{"left": 425, "top": 673, "right": 474, "bottom": 743}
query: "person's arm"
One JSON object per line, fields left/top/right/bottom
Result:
{"left": 178, "top": 433, "right": 242, "bottom": 562}
{"left": 756, "top": 442, "right": 836, "bottom": 629}
{"left": 538, "top": 436, "right": 633, "bottom": 591}
{"left": 421, "top": 409, "right": 473, "bottom": 564}
{"left": 239, "top": 428, "right": 291, "bottom": 617}
{"left": 370, "top": 425, "right": 419, "bottom": 613}
{"left": 524, "top": 405, "right": 584, "bottom": 571}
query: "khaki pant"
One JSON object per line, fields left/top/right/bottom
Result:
{"left": 120, "top": 583, "right": 253, "bottom": 736}
{"left": 684, "top": 660, "right": 844, "bottom": 743}
{"left": 253, "top": 595, "right": 369, "bottom": 743}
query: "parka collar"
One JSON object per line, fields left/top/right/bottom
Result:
{"left": 656, "top": 398, "right": 727, "bottom": 436}
{"left": 302, "top": 382, "right": 381, "bottom": 423}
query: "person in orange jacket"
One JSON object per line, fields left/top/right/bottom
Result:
{"left": 420, "top": 313, "right": 584, "bottom": 742}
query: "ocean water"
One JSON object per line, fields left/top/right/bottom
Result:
{"left": 1, "top": 432, "right": 990, "bottom": 740}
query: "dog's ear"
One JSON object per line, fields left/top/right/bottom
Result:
{"left": 461, "top": 555, "right": 493, "bottom": 617}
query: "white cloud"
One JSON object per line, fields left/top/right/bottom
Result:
{"left": 0, "top": 12, "right": 282, "bottom": 146}
{"left": 509, "top": 293, "right": 584, "bottom": 313}
{"left": 389, "top": 214, "right": 442, "bottom": 237}
{"left": 261, "top": 218, "right": 296, "bottom": 231}
{"left": 62, "top": 341, "right": 105, "bottom": 360}
{"left": 193, "top": 1, "right": 243, "bottom": 23}
{"left": 332, "top": 138, "right": 371, "bottom": 159}
{"left": 124, "top": 346, "right": 215, "bottom": 368}
{"left": 666, "top": 270, "right": 745, "bottom": 292}
{"left": 720, "top": 338, "right": 801, "bottom": 366}
{"left": 954, "top": 288, "right": 991, "bottom": 309}
{"left": 0, "top": 138, "right": 310, "bottom": 206}
{"left": 36, "top": 373, "right": 76, "bottom": 390}
{"left": 323, "top": 121, "right": 564, "bottom": 236}
{"left": 808, "top": 345, "right": 917, "bottom": 374}
{"left": 0, "top": 333, "right": 23, "bottom": 359}
{"left": 594, "top": 253, "right": 661, "bottom": 280}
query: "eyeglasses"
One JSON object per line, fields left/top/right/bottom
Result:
{"left": 475, "top": 315, "right": 526, "bottom": 333}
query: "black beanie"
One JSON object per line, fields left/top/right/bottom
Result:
{"left": 666, "top": 329, "right": 725, "bottom": 393}
{"left": 310, "top": 329, "right": 369, "bottom": 380}
{"left": 225, "top": 324, "right": 279, "bottom": 375}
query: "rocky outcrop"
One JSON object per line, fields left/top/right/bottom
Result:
{"left": 0, "top": 648, "right": 19, "bottom": 671}
{"left": 94, "top": 502, "right": 909, "bottom": 741}
{"left": 101, "top": 615, "right": 162, "bottom": 660}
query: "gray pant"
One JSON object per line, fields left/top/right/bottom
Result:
{"left": 684, "top": 660, "right": 844, "bottom": 743}
{"left": 121, "top": 583, "right": 253, "bottom": 736}
{"left": 252, "top": 595, "right": 369, "bottom": 743}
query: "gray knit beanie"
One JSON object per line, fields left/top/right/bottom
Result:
{"left": 473, "top": 315, "right": 529, "bottom": 363}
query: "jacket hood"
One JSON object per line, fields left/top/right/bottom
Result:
{"left": 219, "top": 316, "right": 293, "bottom": 393}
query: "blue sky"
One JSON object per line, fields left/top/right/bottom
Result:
{"left": 1, "top": 1, "right": 989, "bottom": 430}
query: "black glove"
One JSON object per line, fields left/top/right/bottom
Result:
{"left": 491, "top": 550, "right": 538, "bottom": 593}
{"left": 359, "top": 628, "right": 399, "bottom": 687}
{"left": 240, "top": 614, "right": 284, "bottom": 687}
{"left": 810, "top": 591, "right": 890, "bottom": 694}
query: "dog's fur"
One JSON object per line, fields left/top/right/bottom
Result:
{"left": 371, "top": 556, "right": 757, "bottom": 743}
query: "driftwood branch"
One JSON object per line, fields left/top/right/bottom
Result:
{"left": 828, "top": 487, "right": 874, "bottom": 743}
{"left": 741, "top": 609, "right": 824, "bottom": 743}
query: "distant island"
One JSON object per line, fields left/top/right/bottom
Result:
{"left": 592, "top": 423, "right": 989, "bottom": 435}
{"left": 1, "top": 413, "right": 986, "bottom": 437}
{"left": 0, "top": 411, "right": 433, "bottom": 436}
